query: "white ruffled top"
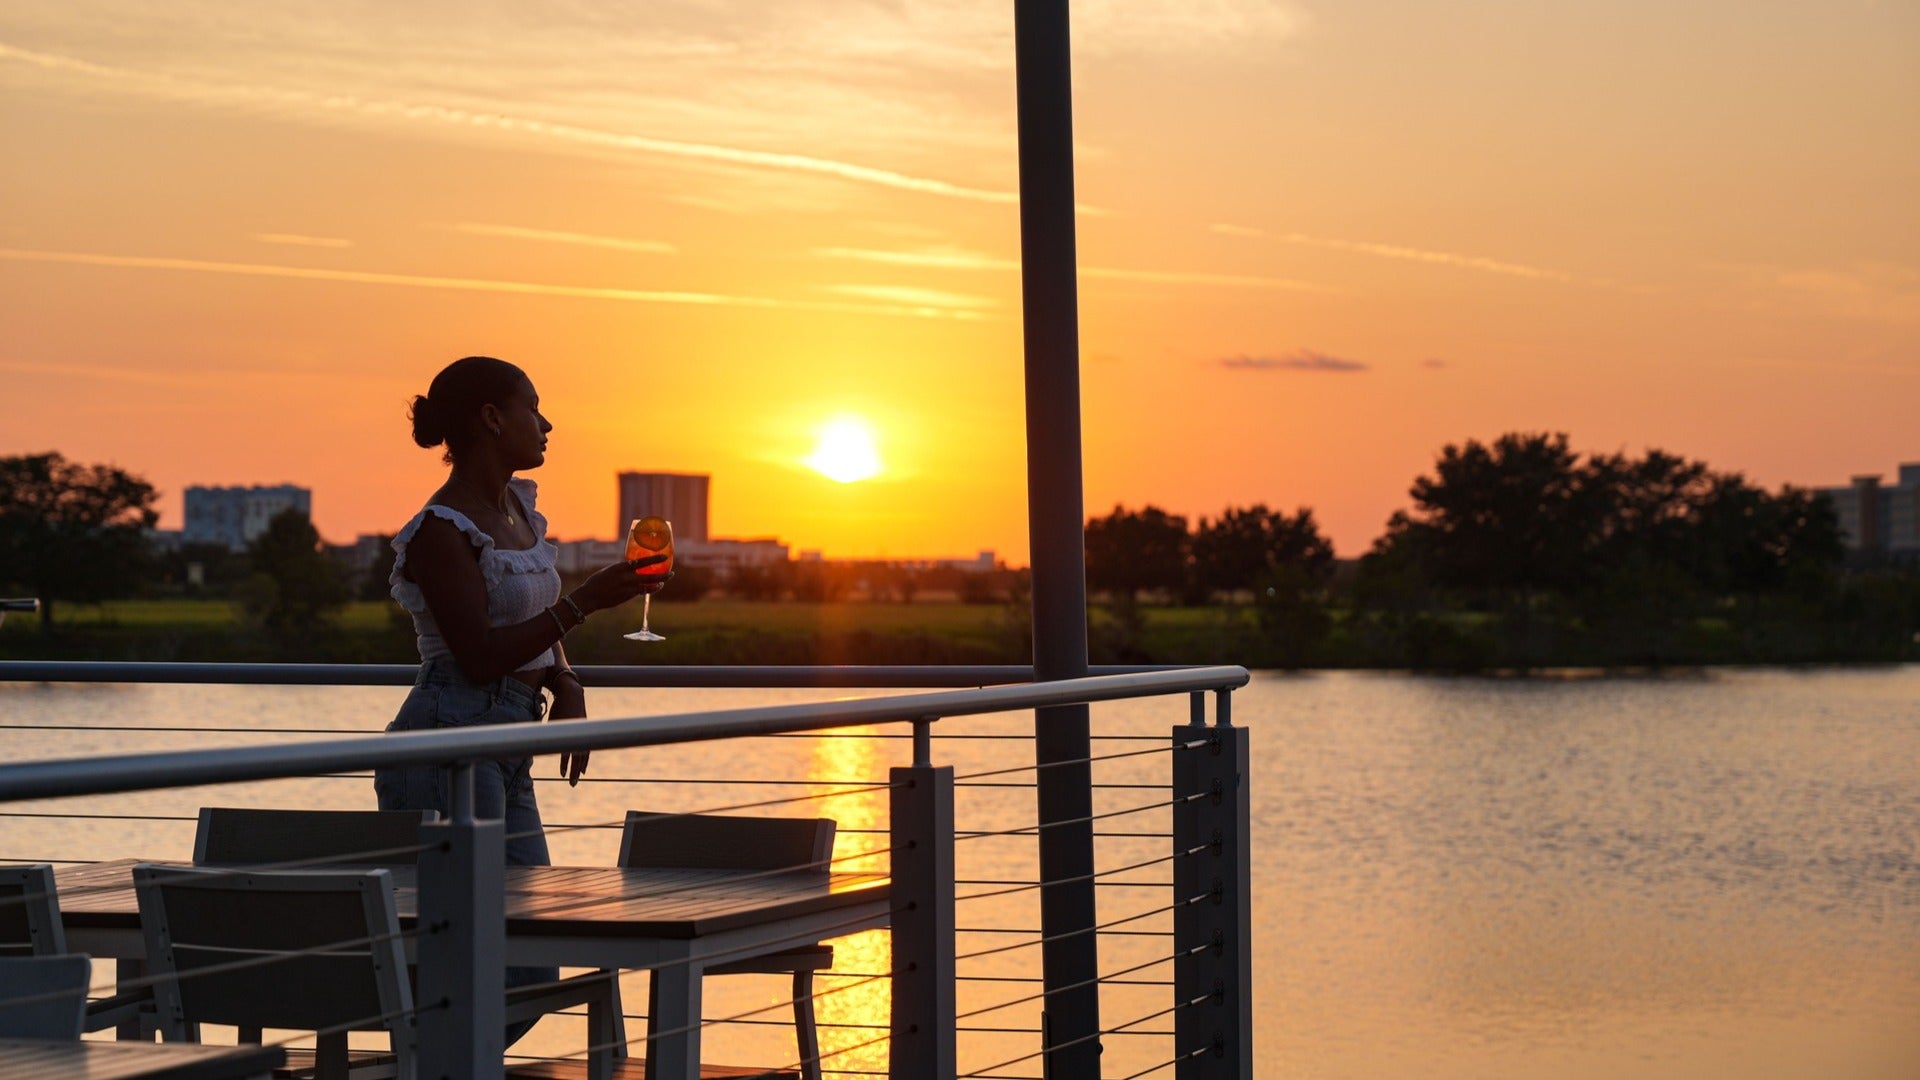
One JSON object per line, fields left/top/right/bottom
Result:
{"left": 389, "top": 477, "right": 562, "bottom": 672}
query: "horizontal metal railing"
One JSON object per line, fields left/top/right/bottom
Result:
{"left": 0, "top": 661, "right": 1188, "bottom": 687}
{"left": 0, "top": 661, "right": 1253, "bottom": 1079}
{"left": 0, "top": 667, "right": 1247, "bottom": 802}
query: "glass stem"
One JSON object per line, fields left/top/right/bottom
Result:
{"left": 641, "top": 593, "right": 652, "bottom": 634}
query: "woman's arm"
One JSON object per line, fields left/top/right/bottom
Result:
{"left": 547, "top": 642, "right": 591, "bottom": 784}
{"left": 547, "top": 641, "right": 585, "bottom": 717}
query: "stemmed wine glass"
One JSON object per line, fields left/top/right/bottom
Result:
{"left": 622, "top": 517, "right": 674, "bottom": 642}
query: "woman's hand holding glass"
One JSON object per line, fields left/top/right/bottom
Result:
{"left": 569, "top": 552, "right": 672, "bottom": 615}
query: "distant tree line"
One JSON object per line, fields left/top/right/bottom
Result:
{"left": 6, "top": 437, "right": 1917, "bottom": 668}
{"left": 1081, "top": 432, "right": 1917, "bottom": 667}
{"left": 0, "top": 452, "right": 157, "bottom": 630}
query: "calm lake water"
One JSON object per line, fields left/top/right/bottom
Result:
{"left": 3, "top": 666, "right": 1917, "bottom": 1078}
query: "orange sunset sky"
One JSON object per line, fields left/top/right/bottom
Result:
{"left": 3, "top": 2, "right": 1916, "bottom": 563}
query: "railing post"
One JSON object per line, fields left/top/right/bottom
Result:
{"left": 1173, "top": 690, "right": 1253, "bottom": 1079}
{"left": 415, "top": 761, "right": 505, "bottom": 1080}
{"left": 890, "top": 718, "right": 955, "bottom": 1080}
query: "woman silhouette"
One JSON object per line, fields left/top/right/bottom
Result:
{"left": 372, "top": 355, "right": 664, "bottom": 1044}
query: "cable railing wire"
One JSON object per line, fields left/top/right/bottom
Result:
{"left": 954, "top": 975, "right": 1174, "bottom": 987}
{"left": 779, "top": 1028, "right": 895, "bottom": 1076}
{"left": 958, "top": 879, "right": 1171, "bottom": 889}
{"left": 959, "top": 994, "right": 1211, "bottom": 1079}
{"left": 0, "top": 811, "right": 199, "bottom": 821}
{"left": 535, "top": 775, "right": 883, "bottom": 786}
{"left": 949, "top": 739, "right": 1205, "bottom": 784}
{"left": 954, "top": 946, "right": 1202, "bottom": 1022}
{"left": 6, "top": 804, "right": 877, "bottom": 934}
{"left": 955, "top": 1028, "right": 1176, "bottom": 1036}
{"left": 0, "top": 919, "right": 424, "bottom": 1009}
{"left": 504, "top": 844, "right": 891, "bottom": 923}
{"left": 1116, "top": 1046, "right": 1213, "bottom": 1080}
{"left": 1, "top": 843, "right": 443, "bottom": 914}
{"left": 548, "top": 1007, "right": 891, "bottom": 1031}
{"left": 957, "top": 781, "right": 1172, "bottom": 790}
{"left": 954, "top": 792, "right": 1206, "bottom": 843}
{"left": 501, "top": 779, "right": 906, "bottom": 853}
{"left": 262, "top": 996, "right": 451, "bottom": 1055}
{"left": 442, "top": 952, "right": 904, "bottom": 1069}
{"left": 570, "top": 963, "right": 901, "bottom": 1061}
{"left": 955, "top": 848, "right": 1206, "bottom": 903}
{"left": 954, "top": 898, "right": 1201, "bottom": 963}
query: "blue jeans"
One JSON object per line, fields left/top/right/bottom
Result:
{"left": 374, "top": 659, "right": 556, "bottom": 1047}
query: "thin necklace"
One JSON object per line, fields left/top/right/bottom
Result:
{"left": 453, "top": 476, "right": 514, "bottom": 526}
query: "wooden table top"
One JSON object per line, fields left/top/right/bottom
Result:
{"left": 0, "top": 1038, "right": 284, "bottom": 1080}
{"left": 56, "top": 860, "right": 890, "bottom": 940}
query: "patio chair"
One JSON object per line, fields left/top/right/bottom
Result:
{"left": 0, "top": 954, "right": 89, "bottom": 1039}
{"left": 136, "top": 862, "right": 420, "bottom": 1079}
{"left": 618, "top": 812, "right": 837, "bottom": 1080}
{"left": 142, "top": 849, "right": 619, "bottom": 1080}
{"left": 193, "top": 807, "right": 442, "bottom": 868}
{"left": 0, "top": 863, "right": 152, "bottom": 1035}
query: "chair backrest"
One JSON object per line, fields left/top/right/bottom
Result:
{"left": 133, "top": 862, "right": 415, "bottom": 1064}
{"left": 0, "top": 864, "right": 68, "bottom": 957}
{"left": 194, "top": 807, "right": 440, "bottom": 867}
{"left": 0, "top": 954, "right": 90, "bottom": 1039}
{"left": 619, "top": 812, "right": 836, "bottom": 873}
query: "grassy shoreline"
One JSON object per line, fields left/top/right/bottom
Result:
{"left": 3, "top": 598, "right": 1914, "bottom": 671}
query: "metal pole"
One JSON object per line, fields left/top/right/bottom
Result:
{"left": 1015, "top": 2, "right": 1100, "bottom": 1074}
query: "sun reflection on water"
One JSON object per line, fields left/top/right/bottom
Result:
{"left": 809, "top": 726, "right": 894, "bottom": 1074}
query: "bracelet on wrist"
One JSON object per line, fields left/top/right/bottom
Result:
{"left": 554, "top": 667, "right": 581, "bottom": 684}
{"left": 546, "top": 606, "right": 570, "bottom": 637}
{"left": 561, "top": 595, "right": 588, "bottom": 625}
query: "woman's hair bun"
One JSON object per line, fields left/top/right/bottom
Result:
{"left": 409, "top": 394, "right": 447, "bottom": 449}
{"left": 407, "top": 356, "right": 526, "bottom": 461}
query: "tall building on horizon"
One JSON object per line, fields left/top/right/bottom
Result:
{"left": 1821, "top": 463, "right": 1920, "bottom": 556}
{"left": 183, "top": 484, "right": 312, "bottom": 552}
{"left": 616, "top": 472, "right": 710, "bottom": 543}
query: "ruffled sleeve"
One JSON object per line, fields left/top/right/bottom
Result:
{"left": 388, "top": 504, "right": 500, "bottom": 612}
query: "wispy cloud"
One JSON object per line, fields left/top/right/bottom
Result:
{"left": 0, "top": 357, "right": 342, "bottom": 387}
{"left": 1755, "top": 261, "right": 1920, "bottom": 326}
{"left": 822, "top": 283, "right": 998, "bottom": 311}
{"left": 813, "top": 245, "right": 1326, "bottom": 292}
{"left": 250, "top": 233, "right": 352, "bottom": 249}
{"left": 814, "top": 246, "right": 1017, "bottom": 272}
{"left": 1221, "top": 351, "right": 1367, "bottom": 373}
{"left": 1210, "top": 224, "right": 1574, "bottom": 283}
{"left": 1083, "top": 266, "right": 1324, "bottom": 292}
{"left": 0, "top": 357, "right": 212, "bottom": 387}
{"left": 0, "top": 247, "right": 983, "bottom": 320}
{"left": 443, "top": 223, "right": 676, "bottom": 255}
{"left": 0, "top": 40, "right": 1019, "bottom": 205}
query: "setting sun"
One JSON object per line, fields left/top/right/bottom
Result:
{"left": 805, "top": 417, "right": 883, "bottom": 484}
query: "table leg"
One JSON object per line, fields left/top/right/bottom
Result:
{"left": 644, "top": 954, "right": 704, "bottom": 1080}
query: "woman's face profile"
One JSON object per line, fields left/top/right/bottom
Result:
{"left": 489, "top": 377, "right": 553, "bottom": 471}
